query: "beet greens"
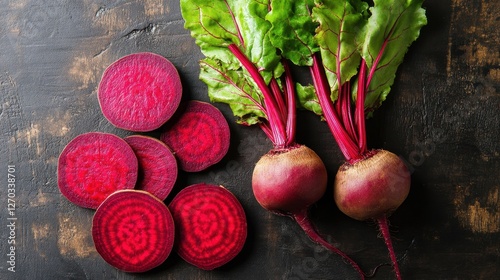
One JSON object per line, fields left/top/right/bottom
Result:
{"left": 183, "top": 0, "right": 296, "bottom": 147}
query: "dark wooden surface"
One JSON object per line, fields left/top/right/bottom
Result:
{"left": 1, "top": 1, "right": 499, "bottom": 279}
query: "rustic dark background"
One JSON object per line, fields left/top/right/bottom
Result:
{"left": 1, "top": 1, "right": 499, "bottom": 279}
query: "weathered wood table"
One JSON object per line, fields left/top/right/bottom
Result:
{"left": 1, "top": 1, "right": 499, "bottom": 279}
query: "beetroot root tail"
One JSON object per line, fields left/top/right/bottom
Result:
{"left": 377, "top": 215, "right": 402, "bottom": 280}
{"left": 293, "top": 210, "right": 366, "bottom": 280}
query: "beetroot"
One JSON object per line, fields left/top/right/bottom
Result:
{"left": 92, "top": 190, "right": 175, "bottom": 272}
{"left": 334, "top": 149, "right": 411, "bottom": 221}
{"left": 124, "top": 135, "right": 178, "bottom": 200}
{"left": 98, "top": 52, "right": 182, "bottom": 132}
{"left": 168, "top": 183, "right": 247, "bottom": 270}
{"left": 58, "top": 132, "right": 138, "bottom": 209}
{"left": 334, "top": 150, "right": 411, "bottom": 279}
{"left": 252, "top": 145, "right": 327, "bottom": 215}
{"left": 160, "top": 101, "right": 230, "bottom": 172}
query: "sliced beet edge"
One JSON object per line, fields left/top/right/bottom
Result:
{"left": 92, "top": 190, "right": 175, "bottom": 273}
{"left": 124, "top": 135, "right": 178, "bottom": 201}
{"left": 160, "top": 100, "right": 230, "bottom": 172}
{"left": 58, "top": 132, "right": 138, "bottom": 209}
{"left": 98, "top": 52, "right": 182, "bottom": 132}
{"left": 168, "top": 183, "right": 247, "bottom": 270}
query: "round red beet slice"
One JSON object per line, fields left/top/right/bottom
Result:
{"left": 160, "top": 101, "right": 230, "bottom": 172}
{"left": 124, "top": 135, "right": 178, "bottom": 201}
{"left": 168, "top": 183, "right": 247, "bottom": 270}
{"left": 92, "top": 190, "right": 175, "bottom": 272}
{"left": 58, "top": 132, "right": 138, "bottom": 209}
{"left": 98, "top": 52, "right": 182, "bottom": 132}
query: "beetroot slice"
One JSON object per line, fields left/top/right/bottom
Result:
{"left": 160, "top": 101, "right": 230, "bottom": 172}
{"left": 124, "top": 135, "right": 178, "bottom": 201}
{"left": 92, "top": 190, "right": 175, "bottom": 272}
{"left": 168, "top": 183, "right": 247, "bottom": 270}
{"left": 58, "top": 132, "right": 138, "bottom": 209}
{"left": 98, "top": 52, "right": 182, "bottom": 132}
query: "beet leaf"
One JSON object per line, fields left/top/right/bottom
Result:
{"left": 181, "top": 0, "right": 281, "bottom": 75}
{"left": 266, "top": 0, "right": 319, "bottom": 66}
{"left": 355, "top": 0, "right": 428, "bottom": 114}
{"left": 312, "top": 0, "right": 368, "bottom": 95}
{"left": 181, "top": 0, "right": 295, "bottom": 148}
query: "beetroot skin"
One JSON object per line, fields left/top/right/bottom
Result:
{"left": 58, "top": 132, "right": 138, "bottom": 209}
{"left": 168, "top": 183, "right": 247, "bottom": 270}
{"left": 98, "top": 52, "right": 182, "bottom": 132}
{"left": 92, "top": 190, "right": 175, "bottom": 272}
{"left": 334, "top": 149, "right": 411, "bottom": 221}
{"left": 124, "top": 135, "right": 178, "bottom": 201}
{"left": 252, "top": 145, "right": 328, "bottom": 215}
{"left": 160, "top": 101, "right": 230, "bottom": 172}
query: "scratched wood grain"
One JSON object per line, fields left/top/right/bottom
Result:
{"left": 0, "top": 0, "right": 499, "bottom": 280}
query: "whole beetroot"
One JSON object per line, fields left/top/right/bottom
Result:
{"left": 252, "top": 145, "right": 327, "bottom": 215}
{"left": 334, "top": 149, "right": 411, "bottom": 221}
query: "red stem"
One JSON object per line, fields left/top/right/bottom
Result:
{"left": 229, "top": 44, "right": 288, "bottom": 148}
{"left": 270, "top": 78, "right": 288, "bottom": 129}
{"left": 293, "top": 210, "right": 366, "bottom": 280}
{"left": 377, "top": 215, "right": 402, "bottom": 280}
{"left": 340, "top": 82, "right": 358, "bottom": 144}
{"left": 310, "top": 53, "right": 360, "bottom": 161}
{"left": 355, "top": 17, "right": 398, "bottom": 154}
{"left": 365, "top": 26, "right": 394, "bottom": 89}
{"left": 335, "top": 86, "right": 343, "bottom": 119}
{"left": 259, "top": 122, "right": 273, "bottom": 142}
{"left": 356, "top": 60, "right": 368, "bottom": 154}
{"left": 225, "top": 0, "right": 245, "bottom": 48}
{"left": 283, "top": 60, "right": 296, "bottom": 146}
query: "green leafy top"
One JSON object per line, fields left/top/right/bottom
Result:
{"left": 181, "top": 0, "right": 283, "bottom": 126}
{"left": 266, "top": 0, "right": 318, "bottom": 66}
{"left": 313, "top": 0, "right": 368, "bottom": 94}
{"left": 265, "top": 0, "right": 426, "bottom": 117}
{"left": 181, "top": 0, "right": 427, "bottom": 127}
{"left": 264, "top": 0, "right": 426, "bottom": 160}
{"left": 357, "top": 0, "right": 428, "bottom": 113}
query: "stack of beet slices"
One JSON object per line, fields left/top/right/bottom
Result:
{"left": 57, "top": 53, "right": 246, "bottom": 273}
